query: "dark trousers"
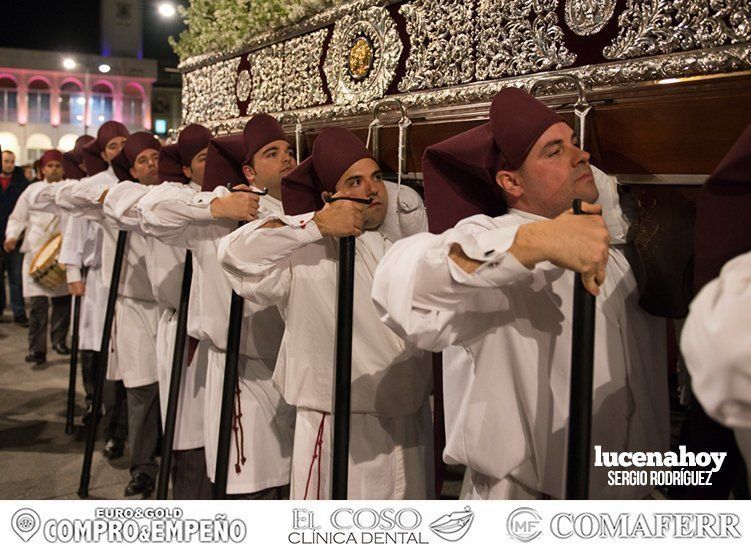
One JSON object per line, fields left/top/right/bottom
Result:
{"left": 28, "top": 295, "right": 71, "bottom": 354}
{"left": 101, "top": 377, "right": 128, "bottom": 443}
{"left": 80, "top": 350, "right": 98, "bottom": 407}
{"left": 0, "top": 248, "right": 25, "bottom": 318}
{"left": 172, "top": 448, "right": 213, "bottom": 499}
{"left": 127, "top": 382, "right": 161, "bottom": 479}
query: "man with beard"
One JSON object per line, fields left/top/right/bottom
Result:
{"left": 1, "top": 148, "right": 29, "bottom": 325}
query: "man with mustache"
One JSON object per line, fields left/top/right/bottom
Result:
{"left": 372, "top": 88, "right": 669, "bottom": 499}
{"left": 217, "top": 127, "right": 433, "bottom": 499}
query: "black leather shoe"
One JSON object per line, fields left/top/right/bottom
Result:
{"left": 53, "top": 343, "right": 71, "bottom": 355}
{"left": 15, "top": 315, "right": 29, "bottom": 327}
{"left": 124, "top": 472, "right": 155, "bottom": 498}
{"left": 25, "top": 352, "right": 46, "bottom": 364}
{"left": 102, "top": 438, "right": 124, "bottom": 460}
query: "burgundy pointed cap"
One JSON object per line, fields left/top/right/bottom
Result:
{"left": 423, "top": 124, "right": 506, "bottom": 234}
{"left": 62, "top": 135, "right": 95, "bottom": 179}
{"left": 83, "top": 121, "right": 130, "bottom": 176}
{"left": 242, "top": 113, "right": 288, "bottom": 165}
{"left": 423, "top": 87, "right": 563, "bottom": 233}
{"left": 281, "top": 127, "right": 374, "bottom": 215}
{"left": 95, "top": 121, "right": 129, "bottom": 150}
{"left": 201, "top": 134, "right": 246, "bottom": 192}
{"left": 490, "top": 87, "right": 563, "bottom": 170}
{"left": 158, "top": 144, "right": 189, "bottom": 184}
{"left": 177, "top": 124, "right": 213, "bottom": 167}
{"left": 694, "top": 123, "right": 751, "bottom": 292}
{"left": 40, "top": 149, "right": 64, "bottom": 169}
{"left": 111, "top": 132, "right": 161, "bottom": 182}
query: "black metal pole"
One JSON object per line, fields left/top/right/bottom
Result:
{"left": 65, "top": 294, "right": 82, "bottom": 434}
{"left": 78, "top": 230, "right": 128, "bottom": 498}
{"left": 157, "top": 251, "right": 193, "bottom": 499}
{"left": 213, "top": 288, "right": 244, "bottom": 499}
{"left": 332, "top": 236, "right": 355, "bottom": 500}
{"left": 565, "top": 199, "right": 597, "bottom": 499}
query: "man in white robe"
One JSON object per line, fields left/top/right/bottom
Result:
{"left": 217, "top": 127, "right": 434, "bottom": 499}
{"left": 105, "top": 125, "right": 215, "bottom": 499}
{"left": 137, "top": 114, "right": 297, "bottom": 498}
{"left": 372, "top": 88, "right": 669, "bottom": 499}
{"left": 4, "top": 149, "right": 71, "bottom": 364}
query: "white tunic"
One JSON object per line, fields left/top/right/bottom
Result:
{"left": 681, "top": 251, "right": 751, "bottom": 474}
{"left": 137, "top": 183, "right": 294, "bottom": 493}
{"left": 55, "top": 171, "right": 157, "bottom": 388}
{"left": 216, "top": 182, "right": 434, "bottom": 499}
{"left": 58, "top": 217, "right": 106, "bottom": 351}
{"left": 6, "top": 181, "right": 69, "bottom": 298}
{"left": 371, "top": 209, "right": 670, "bottom": 499}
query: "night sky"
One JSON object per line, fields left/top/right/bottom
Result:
{"left": 0, "top": 0, "right": 185, "bottom": 66}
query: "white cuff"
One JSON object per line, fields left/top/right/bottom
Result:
{"left": 65, "top": 265, "right": 83, "bottom": 283}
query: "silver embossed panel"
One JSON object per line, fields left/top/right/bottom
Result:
{"left": 476, "top": 0, "right": 577, "bottom": 80}
{"left": 249, "top": 44, "right": 285, "bottom": 113}
{"left": 284, "top": 29, "right": 328, "bottom": 111}
{"left": 399, "top": 0, "right": 476, "bottom": 92}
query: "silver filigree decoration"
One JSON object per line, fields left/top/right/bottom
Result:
{"left": 398, "top": 0, "right": 476, "bottom": 92}
{"left": 476, "top": 0, "right": 577, "bottom": 80}
{"left": 236, "top": 68, "right": 251, "bottom": 103}
{"left": 605, "top": 0, "right": 751, "bottom": 59}
{"left": 210, "top": 57, "right": 241, "bottom": 121}
{"left": 248, "top": 44, "right": 285, "bottom": 113}
{"left": 323, "top": 5, "right": 402, "bottom": 105}
{"left": 283, "top": 29, "right": 328, "bottom": 111}
{"left": 181, "top": 66, "right": 213, "bottom": 125}
{"left": 565, "top": 0, "right": 617, "bottom": 35}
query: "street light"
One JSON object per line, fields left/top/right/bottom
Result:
{"left": 158, "top": 2, "right": 176, "bottom": 17}
{"left": 98, "top": 64, "right": 111, "bottom": 74}
{"left": 62, "top": 58, "right": 77, "bottom": 70}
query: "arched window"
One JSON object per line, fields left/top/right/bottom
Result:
{"left": 0, "top": 131, "right": 21, "bottom": 156}
{"left": 0, "top": 77, "right": 18, "bottom": 123}
{"left": 90, "top": 82, "right": 114, "bottom": 124}
{"left": 60, "top": 81, "right": 84, "bottom": 125}
{"left": 28, "top": 78, "right": 51, "bottom": 123}
{"left": 26, "top": 133, "right": 53, "bottom": 163}
{"left": 57, "top": 133, "right": 80, "bottom": 152}
{"left": 123, "top": 83, "right": 144, "bottom": 127}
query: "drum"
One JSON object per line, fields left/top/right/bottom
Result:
{"left": 29, "top": 233, "right": 67, "bottom": 290}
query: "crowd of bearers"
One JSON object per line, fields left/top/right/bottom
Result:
{"left": 4, "top": 87, "right": 747, "bottom": 501}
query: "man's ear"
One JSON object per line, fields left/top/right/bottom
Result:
{"left": 100, "top": 151, "right": 108, "bottom": 162}
{"left": 129, "top": 166, "right": 137, "bottom": 180}
{"left": 495, "top": 170, "right": 524, "bottom": 199}
{"left": 182, "top": 165, "right": 192, "bottom": 179}
{"left": 321, "top": 190, "right": 332, "bottom": 203}
{"left": 242, "top": 164, "right": 255, "bottom": 184}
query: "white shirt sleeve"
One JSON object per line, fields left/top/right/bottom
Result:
{"left": 5, "top": 188, "right": 31, "bottom": 241}
{"left": 25, "top": 180, "right": 63, "bottom": 214}
{"left": 681, "top": 251, "right": 751, "bottom": 429}
{"left": 55, "top": 178, "right": 108, "bottom": 220}
{"left": 371, "top": 215, "right": 533, "bottom": 352}
{"left": 217, "top": 211, "right": 320, "bottom": 307}
{"left": 137, "top": 183, "right": 220, "bottom": 248}
{"left": 103, "top": 181, "right": 150, "bottom": 233}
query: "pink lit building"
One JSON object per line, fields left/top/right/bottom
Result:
{"left": 0, "top": 47, "right": 158, "bottom": 163}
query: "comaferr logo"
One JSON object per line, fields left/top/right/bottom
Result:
{"left": 507, "top": 507, "right": 542, "bottom": 542}
{"left": 550, "top": 513, "right": 741, "bottom": 539}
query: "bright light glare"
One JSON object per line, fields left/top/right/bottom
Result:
{"left": 158, "top": 3, "right": 176, "bottom": 17}
{"left": 77, "top": 97, "right": 86, "bottom": 105}
{"left": 98, "top": 64, "right": 111, "bottom": 74}
{"left": 63, "top": 58, "right": 77, "bottom": 70}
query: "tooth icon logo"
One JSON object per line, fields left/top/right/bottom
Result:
{"left": 12, "top": 508, "right": 41, "bottom": 542}
{"left": 429, "top": 506, "right": 474, "bottom": 542}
